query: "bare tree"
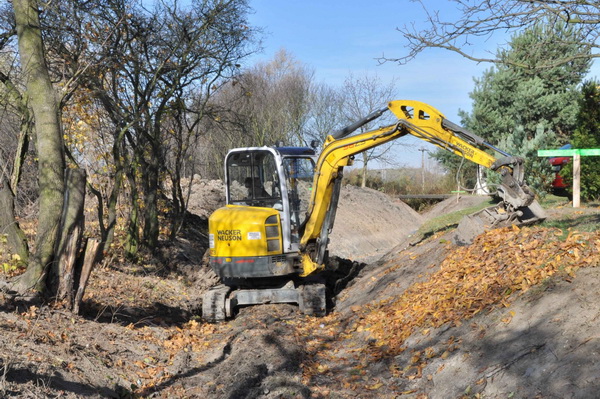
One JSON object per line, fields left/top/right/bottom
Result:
{"left": 388, "top": 0, "right": 598, "bottom": 69}
{"left": 0, "top": 0, "right": 257, "bottom": 300}
{"left": 241, "top": 49, "right": 314, "bottom": 147}
{"left": 46, "top": 0, "right": 257, "bottom": 256}
{"left": 201, "top": 50, "right": 314, "bottom": 177}
{"left": 341, "top": 73, "right": 398, "bottom": 188}
{"left": 303, "top": 82, "right": 344, "bottom": 145}
{"left": 12, "top": 0, "right": 65, "bottom": 294}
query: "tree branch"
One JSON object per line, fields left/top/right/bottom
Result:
{"left": 386, "top": 0, "right": 600, "bottom": 68}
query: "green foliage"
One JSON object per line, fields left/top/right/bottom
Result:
{"left": 0, "top": 234, "right": 26, "bottom": 276}
{"left": 2, "top": 254, "right": 25, "bottom": 276}
{"left": 498, "top": 22, "right": 590, "bottom": 91}
{"left": 542, "top": 213, "right": 600, "bottom": 234}
{"left": 496, "top": 124, "right": 556, "bottom": 196}
{"left": 451, "top": 21, "right": 590, "bottom": 194}
{"left": 561, "top": 81, "right": 600, "bottom": 201}
{"left": 538, "top": 194, "right": 571, "bottom": 208}
{"left": 461, "top": 22, "right": 589, "bottom": 143}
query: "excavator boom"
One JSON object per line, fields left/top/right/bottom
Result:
{"left": 298, "top": 100, "right": 545, "bottom": 275}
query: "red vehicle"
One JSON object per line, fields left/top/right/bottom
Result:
{"left": 549, "top": 144, "right": 571, "bottom": 192}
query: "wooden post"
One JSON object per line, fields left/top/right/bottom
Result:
{"left": 538, "top": 148, "right": 600, "bottom": 208}
{"left": 573, "top": 152, "right": 581, "bottom": 208}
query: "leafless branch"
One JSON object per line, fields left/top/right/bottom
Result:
{"left": 385, "top": 0, "right": 600, "bottom": 68}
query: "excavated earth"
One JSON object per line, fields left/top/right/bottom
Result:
{"left": 0, "top": 179, "right": 599, "bottom": 399}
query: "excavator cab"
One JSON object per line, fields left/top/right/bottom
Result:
{"left": 210, "top": 147, "right": 317, "bottom": 277}
{"left": 205, "top": 146, "right": 326, "bottom": 321}
{"left": 225, "top": 148, "right": 316, "bottom": 241}
{"left": 226, "top": 150, "right": 282, "bottom": 208}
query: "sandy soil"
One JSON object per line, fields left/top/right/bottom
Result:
{"left": 0, "top": 182, "right": 599, "bottom": 399}
{"left": 328, "top": 185, "right": 423, "bottom": 263}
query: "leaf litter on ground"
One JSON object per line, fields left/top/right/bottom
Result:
{"left": 293, "top": 224, "right": 600, "bottom": 395}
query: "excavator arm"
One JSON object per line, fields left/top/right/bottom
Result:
{"left": 388, "top": 101, "right": 534, "bottom": 209}
{"left": 298, "top": 100, "right": 545, "bottom": 276}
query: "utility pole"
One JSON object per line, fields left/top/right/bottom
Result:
{"left": 419, "top": 147, "right": 427, "bottom": 193}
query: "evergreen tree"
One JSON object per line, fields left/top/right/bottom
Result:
{"left": 561, "top": 81, "right": 600, "bottom": 201}
{"left": 441, "top": 21, "right": 590, "bottom": 194}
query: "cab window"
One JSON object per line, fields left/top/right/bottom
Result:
{"left": 227, "top": 151, "right": 281, "bottom": 207}
{"left": 282, "top": 157, "right": 315, "bottom": 242}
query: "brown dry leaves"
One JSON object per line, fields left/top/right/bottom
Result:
{"left": 126, "top": 320, "right": 227, "bottom": 394}
{"left": 297, "top": 224, "right": 600, "bottom": 393}
{"left": 361, "top": 225, "right": 600, "bottom": 357}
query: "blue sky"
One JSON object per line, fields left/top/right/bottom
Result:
{"left": 246, "top": 0, "right": 598, "bottom": 167}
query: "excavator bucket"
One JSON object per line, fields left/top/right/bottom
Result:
{"left": 453, "top": 200, "right": 547, "bottom": 246}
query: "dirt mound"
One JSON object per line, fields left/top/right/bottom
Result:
{"left": 334, "top": 229, "right": 454, "bottom": 315}
{"left": 419, "top": 266, "right": 600, "bottom": 398}
{"left": 305, "top": 217, "right": 600, "bottom": 398}
{"left": 185, "top": 177, "right": 226, "bottom": 218}
{"left": 329, "top": 185, "right": 423, "bottom": 263}
{"left": 423, "top": 194, "right": 491, "bottom": 220}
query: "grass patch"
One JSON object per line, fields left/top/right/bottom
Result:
{"left": 538, "top": 194, "right": 571, "bottom": 208}
{"left": 541, "top": 213, "right": 600, "bottom": 233}
{"left": 538, "top": 194, "right": 600, "bottom": 233}
{"left": 412, "top": 198, "right": 496, "bottom": 243}
{"left": 412, "top": 194, "right": 599, "bottom": 244}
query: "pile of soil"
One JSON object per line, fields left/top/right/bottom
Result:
{"left": 184, "top": 177, "right": 226, "bottom": 218}
{"left": 328, "top": 185, "right": 423, "bottom": 263}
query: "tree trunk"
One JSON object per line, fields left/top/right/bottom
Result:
{"left": 0, "top": 173, "right": 28, "bottom": 263}
{"left": 11, "top": 105, "right": 31, "bottom": 196}
{"left": 102, "top": 128, "right": 127, "bottom": 257}
{"left": 125, "top": 168, "right": 140, "bottom": 258}
{"left": 13, "top": 0, "right": 65, "bottom": 294}
{"left": 72, "top": 238, "right": 100, "bottom": 314}
{"left": 55, "top": 169, "right": 86, "bottom": 303}
{"left": 103, "top": 169, "right": 122, "bottom": 255}
{"left": 142, "top": 157, "right": 160, "bottom": 248}
{"left": 169, "top": 169, "right": 185, "bottom": 240}
{"left": 141, "top": 121, "right": 161, "bottom": 249}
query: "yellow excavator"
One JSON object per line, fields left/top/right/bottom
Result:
{"left": 203, "top": 100, "right": 546, "bottom": 321}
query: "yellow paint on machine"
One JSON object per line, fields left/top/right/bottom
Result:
{"left": 209, "top": 205, "right": 281, "bottom": 258}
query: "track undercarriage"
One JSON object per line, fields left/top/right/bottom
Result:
{"left": 202, "top": 281, "right": 326, "bottom": 322}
